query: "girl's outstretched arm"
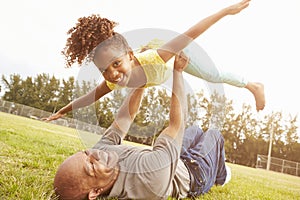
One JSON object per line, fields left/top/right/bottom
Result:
{"left": 157, "top": 0, "right": 251, "bottom": 62}
{"left": 43, "top": 81, "right": 112, "bottom": 121}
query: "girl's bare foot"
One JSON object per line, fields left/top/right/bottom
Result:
{"left": 245, "top": 82, "right": 265, "bottom": 111}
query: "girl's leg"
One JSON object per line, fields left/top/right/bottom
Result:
{"left": 182, "top": 42, "right": 265, "bottom": 111}
{"left": 182, "top": 42, "right": 247, "bottom": 87}
{"left": 245, "top": 82, "right": 265, "bottom": 111}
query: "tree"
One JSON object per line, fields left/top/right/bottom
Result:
{"left": 21, "top": 76, "right": 37, "bottom": 106}
{"left": 2, "top": 74, "right": 23, "bottom": 103}
{"left": 283, "top": 115, "right": 299, "bottom": 162}
{"left": 134, "top": 87, "right": 170, "bottom": 136}
{"left": 73, "top": 80, "right": 99, "bottom": 125}
{"left": 57, "top": 77, "right": 75, "bottom": 117}
{"left": 97, "top": 96, "right": 115, "bottom": 128}
{"left": 43, "top": 75, "right": 60, "bottom": 112}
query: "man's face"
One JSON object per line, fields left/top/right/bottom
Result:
{"left": 54, "top": 149, "right": 119, "bottom": 199}
{"left": 79, "top": 149, "right": 119, "bottom": 189}
{"left": 82, "top": 149, "right": 119, "bottom": 181}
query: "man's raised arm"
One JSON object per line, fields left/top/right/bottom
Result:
{"left": 160, "top": 52, "right": 188, "bottom": 147}
{"left": 112, "top": 88, "right": 145, "bottom": 138}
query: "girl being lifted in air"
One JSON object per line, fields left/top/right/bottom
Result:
{"left": 45, "top": 0, "right": 265, "bottom": 122}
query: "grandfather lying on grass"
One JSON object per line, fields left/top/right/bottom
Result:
{"left": 53, "top": 52, "right": 231, "bottom": 200}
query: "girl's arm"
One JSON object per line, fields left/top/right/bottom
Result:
{"left": 44, "top": 81, "right": 112, "bottom": 121}
{"left": 157, "top": 0, "right": 251, "bottom": 62}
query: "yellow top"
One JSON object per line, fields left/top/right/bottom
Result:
{"left": 106, "top": 49, "right": 174, "bottom": 90}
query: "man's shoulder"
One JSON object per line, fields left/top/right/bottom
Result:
{"left": 93, "top": 125, "right": 124, "bottom": 148}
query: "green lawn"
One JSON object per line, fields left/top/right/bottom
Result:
{"left": 0, "top": 112, "right": 299, "bottom": 200}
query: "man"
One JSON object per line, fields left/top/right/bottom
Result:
{"left": 53, "top": 52, "right": 230, "bottom": 200}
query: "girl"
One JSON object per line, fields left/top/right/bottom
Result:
{"left": 45, "top": 0, "right": 264, "bottom": 122}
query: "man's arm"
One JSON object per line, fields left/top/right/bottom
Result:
{"left": 157, "top": 0, "right": 251, "bottom": 62}
{"left": 160, "top": 52, "right": 188, "bottom": 146}
{"left": 112, "top": 88, "right": 145, "bottom": 137}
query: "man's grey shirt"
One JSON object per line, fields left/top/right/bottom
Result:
{"left": 93, "top": 125, "right": 190, "bottom": 199}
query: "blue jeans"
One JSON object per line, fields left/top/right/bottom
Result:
{"left": 180, "top": 125, "right": 227, "bottom": 197}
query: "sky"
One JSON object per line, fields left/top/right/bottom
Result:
{"left": 1, "top": 0, "right": 300, "bottom": 126}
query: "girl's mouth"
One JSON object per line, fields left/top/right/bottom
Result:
{"left": 114, "top": 77, "right": 122, "bottom": 83}
{"left": 116, "top": 74, "right": 128, "bottom": 86}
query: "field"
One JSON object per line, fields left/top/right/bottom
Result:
{"left": 0, "top": 112, "right": 300, "bottom": 200}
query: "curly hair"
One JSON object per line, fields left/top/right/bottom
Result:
{"left": 62, "top": 14, "right": 131, "bottom": 68}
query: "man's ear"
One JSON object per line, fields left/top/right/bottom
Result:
{"left": 88, "top": 188, "right": 102, "bottom": 200}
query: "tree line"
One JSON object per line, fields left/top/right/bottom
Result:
{"left": 1, "top": 73, "right": 300, "bottom": 168}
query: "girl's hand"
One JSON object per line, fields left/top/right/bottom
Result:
{"left": 174, "top": 51, "right": 189, "bottom": 72}
{"left": 42, "top": 112, "right": 65, "bottom": 122}
{"left": 225, "top": 0, "right": 251, "bottom": 15}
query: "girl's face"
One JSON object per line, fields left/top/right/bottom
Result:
{"left": 94, "top": 48, "right": 134, "bottom": 87}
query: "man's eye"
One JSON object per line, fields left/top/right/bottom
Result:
{"left": 90, "top": 162, "right": 95, "bottom": 170}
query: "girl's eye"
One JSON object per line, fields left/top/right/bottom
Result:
{"left": 113, "top": 61, "right": 120, "bottom": 68}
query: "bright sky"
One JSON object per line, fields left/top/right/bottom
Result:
{"left": 1, "top": 0, "right": 300, "bottom": 126}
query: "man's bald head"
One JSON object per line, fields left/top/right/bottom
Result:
{"left": 53, "top": 152, "right": 89, "bottom": 200}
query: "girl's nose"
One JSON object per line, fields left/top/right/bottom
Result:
{"left": 110, "top": 69, "right": 120, "bottom": 79}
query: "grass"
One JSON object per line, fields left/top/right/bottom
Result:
{"left": 0, "top": 112, "right": 300, "bottom": 200}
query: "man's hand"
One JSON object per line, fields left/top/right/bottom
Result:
{"left": 160, "top": 51, "right": 186, "bottom": 144}
{"left": 174, "top": 51, "right": 189, "bottom": 73}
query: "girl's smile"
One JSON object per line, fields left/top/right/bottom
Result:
{"left": 93, "top": 47, "right": 147, "bottom": 88}
{"left": 93, "top": 48, "right": 133, "bottom": 85}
